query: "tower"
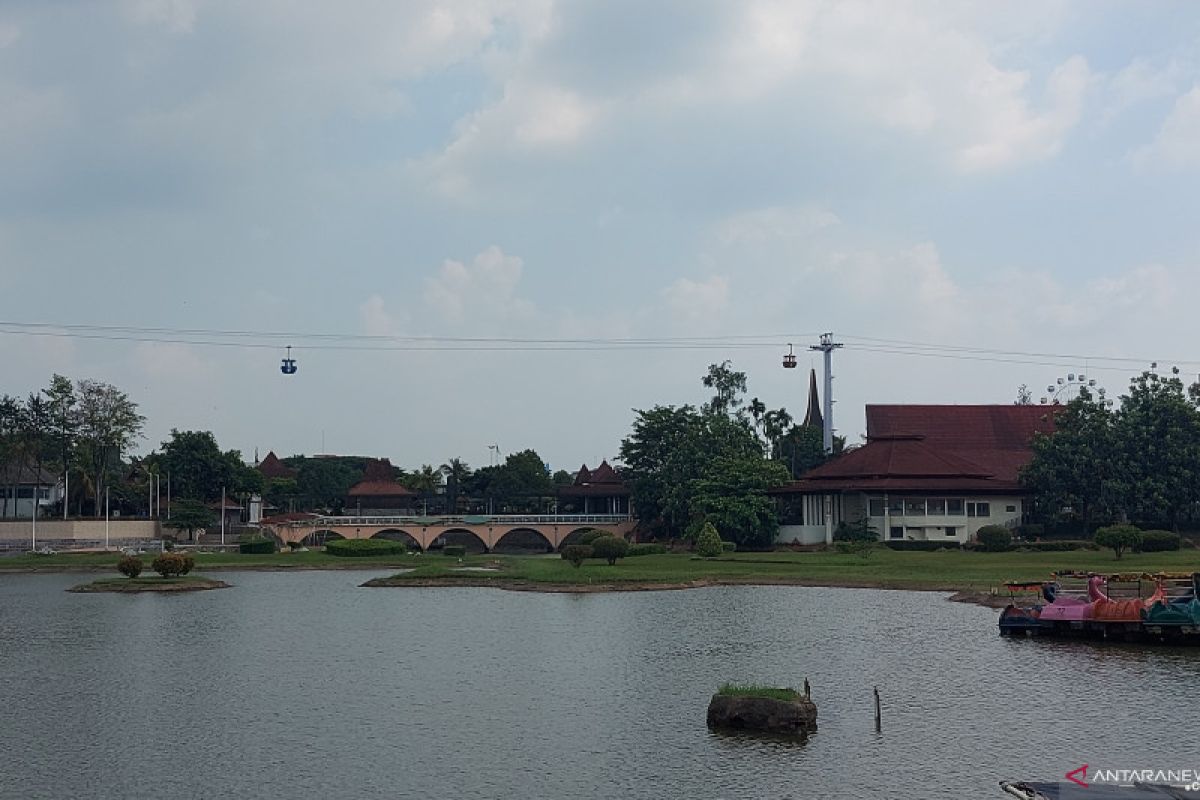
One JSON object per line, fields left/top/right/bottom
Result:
{"left": 801, "top": 368, "right": 824, "bottom": 431}
{"left": 809, "top": 332, "right": 842, "bottom": 453}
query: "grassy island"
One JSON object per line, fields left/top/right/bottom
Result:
{"left": 67, "top": 575, "right": 230, "bottom": 593}
{"left": 717, "top": 684, "right": 802, "bottom": 702}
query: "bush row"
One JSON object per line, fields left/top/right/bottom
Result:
{"left": 325, "top": 539, "right": 407, "bottom": 557}
{"left": 238, "top": 536, "right": 276, "bottom": 555}
{"left": 626, "top": 543, "right": 668, "bottom": 557}
{"left": 151, "top": 552, "right": 195, "bottom": 577}
{"left": 884, "top": 540, "right": 961, "bottom": 552}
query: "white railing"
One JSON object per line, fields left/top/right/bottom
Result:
{"left": 281, "top": 514, "right": 632, "bottom": 527}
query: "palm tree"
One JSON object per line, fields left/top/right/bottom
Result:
{"left": 405, "top": 464, "right": 442, "bottom": 513}
{"left": 440, "top": 458, "right": 472, "bottom": 514}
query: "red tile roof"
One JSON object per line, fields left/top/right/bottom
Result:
{"left": 559, "top": 460, "right": 630, "bottom": 497}
{"left": 257, "top": 451, "right": 298, "bottom": 480}
{"left": 775, "top": 404, "right": 1059, "bottom": 495}
{"left": 347, "top": 458, "right": 416, "bottom": 497}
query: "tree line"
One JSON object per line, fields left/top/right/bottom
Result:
{"left": 1022, "top": 369, "right": 1200, "bottom": 532}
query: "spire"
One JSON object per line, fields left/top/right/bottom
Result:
{"left": 801, "top": 368, "right": 824, "bottom": 430}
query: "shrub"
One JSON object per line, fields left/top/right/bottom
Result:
{"left": 239, "top": 537, "right": 276, "bottom": 555}
{"left": 835, "top": 540, "right": 876, "bottom": 559}
{"left": 590, "top": 535, "right": 629, "bottom": 565}
{"left": 695, "top": 522, "right": 723, "bottom": 558}
{"left": 834, "top": 517, "right": 877, "bottom": 543}
{"left": 976, "top": 525, "right": 1013, "bottom": 553}
{"left": 1094, "top": 524, "right": 1142, "bottom": 559}
{"left": 178, "top": 554, "right": 195, "bottom": 575}
{"left": 1137, "top": 530, "right": 1181, "bottom": 552}
{"left": 720, "top": 540, "right": 737, "bottom": 552}
{"left": 442, "top": 545, "right": 467, "bottom": 558}
{"left": 1015, "top": 523, "right": 1045, "bottom": 540}
{"left": 151, "top": 552, "right": 188, "bottom": 577}
{"left": 561, "top": 544, "right": 593, "bottom": 567}
{"left": 574, "top": 529, "right": 609, "bottom": 546}
{"left": 325, "top": 539, "right": 407, "bottom": 557}
{"left": 626, "top": 543, "right": 667, "bottom": 557}
{"left": 884, "top": 540, "right": 961, "bottom": 551}
{"left": 117, "top": 555, "right": 143, "bottom": 578}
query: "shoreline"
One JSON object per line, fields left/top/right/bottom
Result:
{"left": 360, "top": 574, "right": 1010, "bottom": 606}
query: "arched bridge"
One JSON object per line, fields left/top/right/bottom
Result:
{"left": 261, "top": 514, "right": 636, "bottom": 552}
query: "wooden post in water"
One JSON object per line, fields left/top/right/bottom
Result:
{"left": 873, "top": 687, "right": 881, "bottom": 732}
{"left": 804, "top": 678, "right": 811, "bottom": 699}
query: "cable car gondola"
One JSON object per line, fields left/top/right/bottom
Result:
{"left": 782, "top": 343, "right": 797, "bottom": 369}
{"left": 280, "top": 345, "right": 297, "bottom": 375}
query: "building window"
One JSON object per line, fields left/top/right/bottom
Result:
{"left": 869, "top": 498, "right": 884, "bottom": 517}
{"left": 903, "top": 498, "right": 926, "bottom": 516}
{"left": 946, "top": 499, "right": 965, "bottom": 516}
{"left": 17, "top": 487, "right": 33, "bottom": 499}
{"left": 945, "top": 527, "right": 958, "bottom": 537}
{"left": 889, "top": 526, "right": 904, "bottom": 540}
{"left": 1005, "top": 505, "right": 1016, "bottom": 513}
{"left": 887, "top": 497, "right": 903, "bottom": 515}
{"left": 927, "top": 499, "right": 946, "bottom": 515}
{"left": 967, "top": 502, "right": 991, "bottom": 518}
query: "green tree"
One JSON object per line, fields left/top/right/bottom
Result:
{"left": 695, "top": 521, "right": 723, "bottom": 557}
{"left": 484, "top": 449, "right": 552, "bottom": 510}
{"left": 702, "top": 360, "right": 748, "bottom": 417}
{"left": 163, "top": 499, "right": 216, "bottom": 542}
{"left": 1113, "top": 370, "right": 1200, "bottom": 529}
{"left": 1094, "top": 524, "right": 1142, "bottom": 559}
{"left": 152, "top": 430, "right": 227, "bottom": 501}
{"left": 775, "top": 424, "right": 830, "bottom": 478}
{"left": 297, "top": 458, "right": 360, "bottom": 512}
{"left": 590, "top": 535, "right": 629, "bottom": 565}
{"left": 1021, "top": 388, "right": 1118, "bottom": 528}
{"left": 440, "top": 457, "right": 472, "bottom": 513}
{"left": 690, "top": 456, "right": 790, "bottom": 550}
{"left": 74, "top": 379, "right": 145, "bottom": 516}
{"left": 42, "top": 375, "right": 77, "bottom": 517}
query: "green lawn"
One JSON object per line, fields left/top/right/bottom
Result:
{"left": 7, "top": 547, "right": 1200, "bottom": 593}
{"left": 373, "top": 548, "right": 1200, "bottom": 591}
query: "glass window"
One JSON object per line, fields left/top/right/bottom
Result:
{"left": 927, "top": 499, "right": 946, "bottom": 515}
{"left": 946, "top": 499, "right": 964, "bottom": 516}
{"left": 887, "top": 497, "right": 903, "bottom": 514}
{"left": 903, "top": 498, "right": 926, "bottom": 516}
{"left": 945, "top": 527, "right": 958, "bottom": 537}
{"left": 967, "top": 502, "right": 991, "bottom": 518}
{"left": 1005, "top": 505, "right": 1016, "bottom": 513}
{"left": 868, "top": 498, "right": 884, "bottom": 517}
{"left": 17, "top": 487, "right": 33, "bottom": 499}
{"left": 889, "top": 526, "right": 904, "bottom": 540}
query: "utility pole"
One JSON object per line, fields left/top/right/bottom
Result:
{"left": 221, "top": 486, "right": 226, "bottom": 546}
{"left": 809, "top": 332, "right": 843, "bottom": 454}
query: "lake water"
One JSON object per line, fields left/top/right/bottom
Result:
{"left": 1, "top": 571, "right": 1197, "bottom": 799}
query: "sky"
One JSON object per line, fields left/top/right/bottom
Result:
{"left": 2, "top": 1, "right": 1199, "bottom": 473}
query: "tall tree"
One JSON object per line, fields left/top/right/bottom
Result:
{"left": 153, "top": 430, "right": 228, "bottom": 501}
{"left": 702, "top": 360, "right": 748, "bottom": 417}
{"left": 74, "top": 379, "right": 145, "bottom": 515}
{"left": 1113, "top": 370, "right": 1200, "bottom": 529}
{"left": 0, "top": 395, "right": 20, "bottom": 516}
{"left": 440, "top": 458, "right": 472, "bottom": 513}
{"left": 690, "top": 456, "right": 791, "bottom": 549}
{"left": 1022, "top": 388, "right": 1116, "bottom": 529}
{"left": 43, "top": 375, "right": 77, "bottom": 518}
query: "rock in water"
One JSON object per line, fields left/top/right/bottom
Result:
{"left": 706, "top": 695, "right": 818, "bottom": 737}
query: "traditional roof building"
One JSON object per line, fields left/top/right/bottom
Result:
{"left": 256, "top": 451, "right": 298, "bottom": 481}
{"left": 772, "top": 404, "right": 1058, "bottom": 545}
{"left": 347, "top": 458, "right": 416, "bottom": 514}
{"left": 800, "top": 368, "right": 824, "bottom": 430}
{"left": 556, "top": 460, "right": 631, "bottom": 515}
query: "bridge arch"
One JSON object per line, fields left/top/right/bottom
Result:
{"left": 370, "top": 528, "right": 421, "bottom": 550}
{"left": 493, "top": 527, "right": 554, "bottom": 554}
{"left": 302, "top": 529, "right": 343, "bottom": 547}
{"left": 431, "top": 528, "right": 488, "bottom": 553}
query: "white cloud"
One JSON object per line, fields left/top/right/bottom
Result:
{"left": 423, "top": 245, "right": 534, "bottom": 324}
{"left": 1136, "top": 86, "right": 1200, "bottom": 169}
{"left": 0, "top": 22, "right": 19, "bottom": 48}
{"left": 661, "top": 275, "right": 730, "bottom": 321}
{"left": 123, "top": 0, "right": 198, "bottom": 33}
{"left": 360, "top": 295, "right": 408, "bottom": 338}
{"left": 717, "top": 206, "right": 839, "bottom": 246}
{"left": 1103, "top": 57, "right": 1180, "bottom": 122}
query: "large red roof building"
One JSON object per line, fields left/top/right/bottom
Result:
{"left": 346, "top": 458, "right": 416, "bottom": 514}
{"left": 556, "top": 460, "right": 631, "bottom": 515}
{"left": 773, "top": 405, "right": 1058, "bottom": 545}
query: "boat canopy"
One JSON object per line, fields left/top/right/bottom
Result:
{"left": 1002, "top": 781, "right": 1200, "bottom": 799}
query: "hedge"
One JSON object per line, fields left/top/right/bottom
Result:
{"left": 1137, "top": 530, "right": 1182, "bottom": 552}
{"left": 626, "top": 543, "right": 668, "bottom": 557}
{"left": 884, "top": 540, "right": 961, "bottom": 551}
{"left": 976, "top": 525, "right": 1013, "bottom": 552}
{"left": 442, "top": 545, "right": 467, "bottom": 557}
{"left": 117, "top": 555, "right": 143, "bottom": 578}
{"left": 239, "top": 537, "right": 276, "bottom": 555}
{"left": 573, "top": 529, "right": 609, "bottom": 546}
{"left": 325, "top": 539, "right": 407, "bottom": 557}
{"left": 561, "top": 545, "right": 593, "bottom": 567}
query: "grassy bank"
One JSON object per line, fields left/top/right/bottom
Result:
{"left": 7, "top": 548, "right": 1200, "bottom": 594}
{"left": 67, "top": 575, "right": 231, "bottom": 593}
{"left": 0, "top": 549, "right": 412, "bottom": 572}
{"left": 363, "top": 548, "right": 1200, "bottom": 593}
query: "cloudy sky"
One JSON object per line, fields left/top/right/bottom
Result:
{"left": 2, "top": 1, "right": 1199, "bottom": 472}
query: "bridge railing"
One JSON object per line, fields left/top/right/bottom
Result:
{"left": 284, "top": 514, "right": 633, "bottom": 527}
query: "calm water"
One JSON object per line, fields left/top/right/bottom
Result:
{"left": 1, "top": 572, "right": 1198, "bottom": 800}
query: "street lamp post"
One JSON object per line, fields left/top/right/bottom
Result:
{"left": 105, "top": 486, "right": 110, "bottom": 551}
